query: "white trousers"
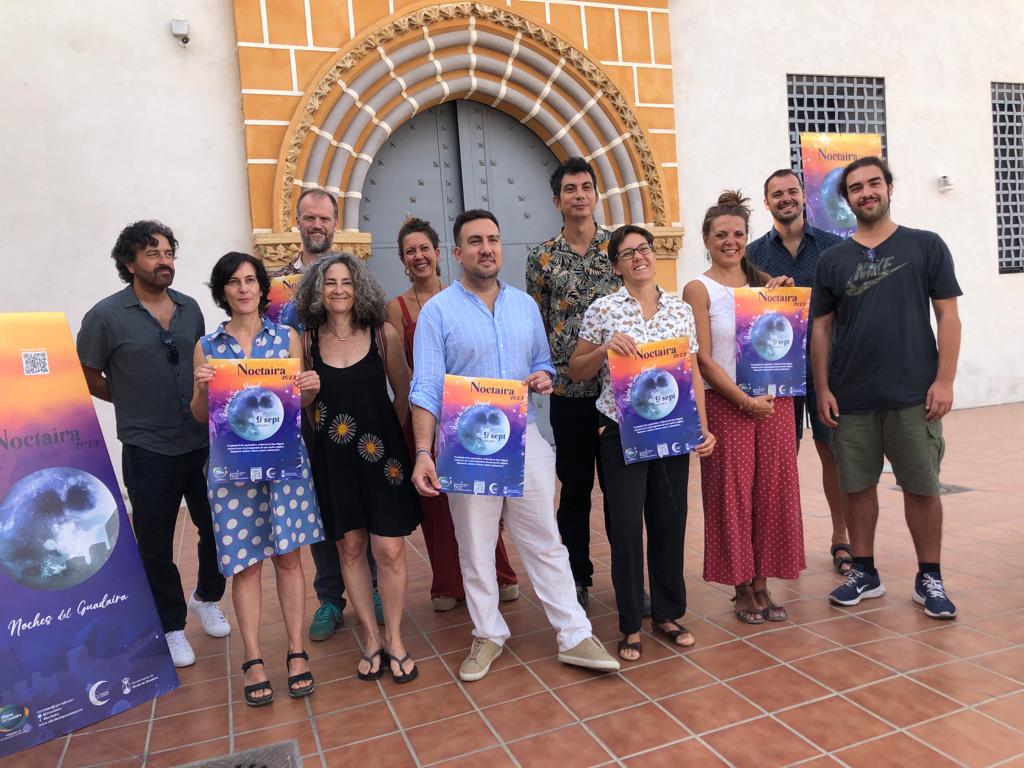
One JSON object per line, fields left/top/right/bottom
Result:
{"left": 447, "top": 422, "right": 593, "bottom": 652}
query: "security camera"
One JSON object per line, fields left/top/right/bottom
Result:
{"left": 170, "top": 19, "right": 190, "bottom": 48}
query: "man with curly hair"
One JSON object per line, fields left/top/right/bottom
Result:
{"left": 77, "top": 220, "right": 229, "bottom": 668}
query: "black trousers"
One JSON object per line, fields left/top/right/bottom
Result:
{"left": 599, "top": 418, "right": 688, "bottom": 635}
{"left": 122, "top": 445, "right": 226, "bottom": 633}
{"left": 549, "top": 394, "right": 606, "bottom": 588}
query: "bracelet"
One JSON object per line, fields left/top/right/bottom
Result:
{"left": 414, "top": 448, "right": 432, "bottom": 458}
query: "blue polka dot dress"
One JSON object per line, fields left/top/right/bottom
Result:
{"left": 201, "top": 318, "right": 324, "bottom": 576}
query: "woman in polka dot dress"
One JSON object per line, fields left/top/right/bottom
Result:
{"left": 191, "top": 252, "right": 323, "bottom": 706}
{"left": 683, "top": 192, "right": 806, "bottom": 624}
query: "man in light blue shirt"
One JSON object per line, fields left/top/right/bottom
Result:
{"left": 410, "top": 209, "right": 619, "bottom": 682}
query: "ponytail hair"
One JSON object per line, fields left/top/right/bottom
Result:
{"left": 700, "top": 189, "right": 767, "bottom": 287}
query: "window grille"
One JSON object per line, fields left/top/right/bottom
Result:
{"left": 993, "top": 82, "right": 1024, "bottom": 274}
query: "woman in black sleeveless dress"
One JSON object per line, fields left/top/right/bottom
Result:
{"left": 294, "top": 253, "right": 422, "bottom": 683}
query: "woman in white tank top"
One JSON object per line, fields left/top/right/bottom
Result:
{"left": 683, "top": 191, "right": 806, "bottom": 625}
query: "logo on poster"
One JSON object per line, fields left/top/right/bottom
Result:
{"left": 87, "top": 681, "right": 110, "bottom": 707}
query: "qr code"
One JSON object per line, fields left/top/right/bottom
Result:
{"left": 249, "top": 466, "right": 263, "bottom": 481}
{"left": 474, "top": 480, "right": 486, "bottom": 495}
{"left": 22, "top": 350, "right": 49, "bottom": 376}
{"left": 657, "top": 443, "right": 669, "bottom": 458}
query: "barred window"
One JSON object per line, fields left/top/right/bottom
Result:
{"left": 787, "top": 74, "right": 887, "bottom": 176}
{"left": 993, "top": 82, "right": 1024, "bottom": 274}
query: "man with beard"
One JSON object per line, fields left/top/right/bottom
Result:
{"left": 411, "top": 209, "right": 619, "bottom": 681}
{"left": 278, "top": 188, "right": 382, "bottom": 641}
{"left": 77, "top": 221, "right": 229, "bottom": 667}
{"left": 811, "top": 157, "right": 962, "bottom": 619}
{"left": 746, "top": 170, "right": 850, "bottom": 575}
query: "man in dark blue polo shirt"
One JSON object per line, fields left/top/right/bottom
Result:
{"left": 746, "top": 169, "right": 850, "bottom": 575}
{"left": 77, "top": 221, "right": 229, "bottom": 667}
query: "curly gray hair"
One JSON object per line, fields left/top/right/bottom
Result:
{"left": 293, "top": 252, "right": 386, "bottom": 330}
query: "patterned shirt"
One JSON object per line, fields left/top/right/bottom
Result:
{"left": 746, "top": 224, "right": 843, "bottom": 288}
{"left": 526, "top": 227, "right": 621, "bottom": 398}
{"left": 410, "top": 280, "right": 555, "bottom": 423}
{"left": 578, "top": 286, "right": 699, "bottom": 421}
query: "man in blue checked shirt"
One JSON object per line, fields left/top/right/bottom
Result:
{"left": 409, "top": 209, "right": 619, "bottom": 682}
{"left": 746, "top": 169, "right": 851, "bottom": 577}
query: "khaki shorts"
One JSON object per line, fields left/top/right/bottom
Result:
{"left": 829, "top": 405, "right": 945, "bottom": 496}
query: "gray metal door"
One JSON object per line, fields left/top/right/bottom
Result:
{"left": 359, "top": 100, "right": 564, "bottom": 441}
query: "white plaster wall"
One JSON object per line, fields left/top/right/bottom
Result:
{"left": 0, "top": 2, "right": 252, "bottom": 477}
{"left": 669, "top": 0, "right": 1024, "bottom": 408}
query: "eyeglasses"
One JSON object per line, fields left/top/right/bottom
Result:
{"left": 616, "top": 243, "right": 654, "bottom": 262}
{"left": 158, "top": 329, "right": 179, "bottom": 365}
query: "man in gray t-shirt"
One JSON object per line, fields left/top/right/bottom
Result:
{"left": 77, "top": 220, "right": 229, "bottom": 667}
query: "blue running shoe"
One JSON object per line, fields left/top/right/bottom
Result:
{"left": 828, "top": 567, "right": 886, "bottom": 606}
{"left": 913, "top": 572, "right": 957, "bottom": 619}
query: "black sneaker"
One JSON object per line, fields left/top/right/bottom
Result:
{"left": 828, "top": 567, "right": 886, "bottom": 606}
{"left": 913, "top": 572, "right": 957, "bottom": 619}
{"left": 575, "top": 584, "right": 589, "bottom": 609}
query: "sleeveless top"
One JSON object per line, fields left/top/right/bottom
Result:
{"left": 694, "top": 274, "right": 738, "bottom": 386}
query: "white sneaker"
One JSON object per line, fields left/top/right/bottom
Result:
{"left": 188, "top": 592, "right": 231, "bottom": 637}
{"left": 165, "top": 630, "right": 196, "bottom": 667}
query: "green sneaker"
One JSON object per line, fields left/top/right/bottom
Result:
{"left": 308, "top": 601, "right": 343, "bottom": 642}
{"left": 373, "top": 588, "right": 385, "bottom": 626}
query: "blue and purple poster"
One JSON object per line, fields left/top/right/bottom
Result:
{"left": 436, "top": 375, "right": 527, "bottom": 497}
{"left": 0, "top": 312, "right": 177, "bottom": 758}
{"left": 800, "top": 132, "right": 883, "bottom": 238}
{"left": 734, "top": 288, "right": 811, "bottom": 397}
{"left": 207, "top": 358, "right": 303, "bottom": 484}
{"left": 608, "top": 338, "right": 703, "bottom": 464}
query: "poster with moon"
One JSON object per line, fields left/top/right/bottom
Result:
{"left": 436, "top": 375, "right": 527, "bottom": 497}
{"left": 608, "top": 338, "right": 703, "bottom": 464}
{"left": 800, "top": 132, "right": 884, "bottom": 237}
{"left": 207, "top": 358, "right": 303, "bottom": 484}
{"left": 266, "top": 273, "right": 303, "bottom": 328}
{"left": 734, "top": 287, "right": 811, "bottom": 397}
{"left": 0, "top": 313, "right": 177, "bottom": 758}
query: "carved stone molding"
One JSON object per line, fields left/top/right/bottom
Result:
{"left": 252, "top": 232, "right": 373, "bottom": 271}
{"left": 649, "top": 226, "right": 684, "bottom": 259}
{"left": 276, "top": 2, "right": 666, "bottom": 229}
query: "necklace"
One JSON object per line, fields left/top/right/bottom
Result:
{"left": 325, "top": 324, "right": 352, "bottom": 342}
{"left": 412, "top": 278, "right": 442, "bottom": 310}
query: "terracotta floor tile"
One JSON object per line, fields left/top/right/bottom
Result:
{"left": 970, "top": 646, "right": 1024, "bottom": 683}
{"left": 146, "top": 738, "right": 230, "bottom": 768}
{"left": 153, "top": 677, "right": 230, "bottom": 718}
{"left": 687, "top": 640, "right": 777, "bottom": 680}
{"left": 433, "top": 746, "right": 518, "bottom": 767}
{"left": 2, "top": 736, "right": 67, "bottom": 768}
{"left": 505, "top": 628, "right": 560, "bottom": 662}
{"left": 858, "top": 605, "right": 949, "bottom": 634}
{"left": 87, "top": 704, "right": 153, "bottom": 731}
{"left": 621, "top": 656, "right": 715, "bottom": 699}
{"left": 743, "top": 626, "right": 840, "bottom": 662}
{"left": 782, "top": 598, "right": 848, "bottom": 625}
{"left": 526, "top": 655, "right": 608, "bottom": 688}
{"left": 555, "top": 674, "right": 648, "bottom": 718}
{"left": 233, "top": 719, "right": 317, "bottom": 756}
{"left": 792, "top": 649, "right": 893, "bottom": 691}
{"left": 405, "top": 711, "right": 498, "bottom": 765}
{"left": 659, "top": 684, "right": 760, "bottom": 734}
{"left": 588, "top": 703, "right": 688, "bottom": 757}
{"left": 483, "top": 692, "right": 576, "bottom": 741}
{"left": 463, "top": 663, "right": 545, "bottom": 708}
{"left": 508, "top": 724, "right": 611, "bottom": 768}
{"left": 846, "top": 676, "right": 961, "bottom": 727}
{"left": 315, "top": 700, "right": 398, "bottom": 750}
{"left": 835, "top": 732, "right": 960, "bottom": 768}
{"left": 390, "top": 681, "right": 473, "bottom": 728}
{"left": 322, "top": 732, "right": 416, "bottom": 768}
{"left": 624, "top": 738, "right": 728, "bottom": 767}
{"left": 62, "top": 729, "right": 138, "bottom": 768}
{"left": 967, "top": 610, "right": 1024, "bottom": 644}
{"left": 854, "top": 636, "right": 957, "bottom": 672}
{"left": 911, "top": 623, "right": 1014, "bottom": 658}
{"left": 729, "top": 665, "right": 831, "bottom": 712}
{"left": 777, "top": 696, "right": 892, "bottom": 751}
{"left": 910, "top": 709, "right": 1024, "bottom": 767}
{"left": 307, "top": 674, "right": 382, "bottom": 715}
{"left": 803, "top": 615, "right": 899, "bottom": 645}
{"left": 702, "top": 716, "right": 821, "bottom": 766}
{"left": 232, "top": 690, "right": 309, "bottom": 731}
{"left": 910, "top": 660, "right": 1021, "bottom": 705}
{"left": 148, "top": 704, "right": 228, "bottom": 753}
{"left": 978, "top": 691, "right": 1024, "bottom": 730}
{"left": 379, "top": 655, "right": 453, "bottom": 695}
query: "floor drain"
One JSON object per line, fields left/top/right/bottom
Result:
{"left": 174, "top": 740, "right": 302, "bottom": 768}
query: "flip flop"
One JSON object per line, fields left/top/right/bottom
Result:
{"left": 830, "top": 544, "right": 854, "bottom": 576}
{"left": 386, "top": 649, "right": 419, "bottom": 684}
{"left": 357, "top": 647, "right": 387, "bottom": 681}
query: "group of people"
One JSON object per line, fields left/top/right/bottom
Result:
{"left": 75, "top": 153, "right": 961, "bottom": 704}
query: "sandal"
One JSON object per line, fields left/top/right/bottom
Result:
{"left": 286, "top": 650, "right": 315, "bottom": 698}
{"left": 357, "top": 647, "right": 387, "bottom": 681}
{"left": 617, "top": 635, "right": 642, "bottom": 661}
{"left": 241, "top": 658, "right": 274, "bottom": 707}
{"left": 653, "top": 618, "right": 696, "bottom": 647}
{"left": 386, "top": 649, "right": 419, "bottom": 684}
{"left": 754, "top": 589, "right": 788, "bottom": 622}
{"left": 732, "top": 583, "right": 766, "bottom": 625}
{"left": 830, "top": 543, "right": 854, "bottom": 576}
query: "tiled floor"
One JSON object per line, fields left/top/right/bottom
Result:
{"left": 8, "top": 403, "right": 1024, "bottom": 768}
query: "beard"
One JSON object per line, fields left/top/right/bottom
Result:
{"left": 771, "top": 205, "right": 802, "bottom": 224}
{"left": 301, "top": 229, "right": 332, "bottom": 254}
{"left": 852, "top": 196, "right": 891, "bottom": 225}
